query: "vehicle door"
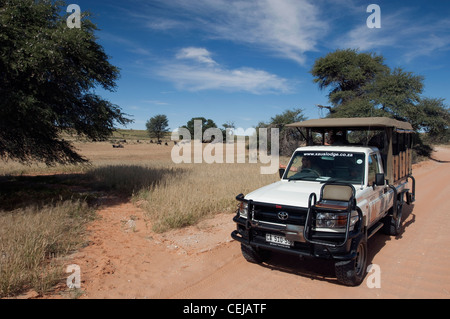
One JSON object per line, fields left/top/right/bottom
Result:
{"left": 367, "top": 152, "right": 389, "bottom": 224}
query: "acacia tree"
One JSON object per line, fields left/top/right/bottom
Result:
{"left": 0, "top": 0, "right": 131, "bottom": 164}
{"left": 146, "top": 114, "right": 169, "bottom": 141}
{"left": 311, "top": 49, "right": 449, "bottom": 148}
{"left": 311, "top": 49, "right": 389, "bottom": 111}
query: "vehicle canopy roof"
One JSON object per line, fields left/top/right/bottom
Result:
{"left": 286, "top": 117, "right": 414, "bottom": 183}
{"left": 286, "top": 117, "right": 413, "bottom": 132}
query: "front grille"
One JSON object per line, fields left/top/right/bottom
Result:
{"left": 252, "top": 203, "right": 307, "bottom": 226}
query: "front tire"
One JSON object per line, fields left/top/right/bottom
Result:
{"left": 240, "top": 244, "right": 269, "bottom": 264}
{"left": 335, "top": 237, "right": 368, "bottom": 286}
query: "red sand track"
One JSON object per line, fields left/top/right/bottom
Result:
{"left": 49, "top": 147, "right": 450, "bottom": 299}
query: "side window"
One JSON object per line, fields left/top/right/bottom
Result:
{"left": 368, "top": 153, "right": 380, "bottom": 185}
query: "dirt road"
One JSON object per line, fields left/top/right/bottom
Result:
{"left": 62, "top": 147, "right": 450, "bottom": 299}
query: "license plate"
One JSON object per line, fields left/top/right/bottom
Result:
{"left": 266, "top": 234, "right": 294, "bottom": 247}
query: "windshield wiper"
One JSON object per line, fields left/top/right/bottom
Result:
{"left": 287, "top": 177, "right": 302, "bottom": 181}
{"left": 288, "top": 177, "right": 319, "bottom": 182}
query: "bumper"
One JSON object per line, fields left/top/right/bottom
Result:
{"left": 231, "top": 214, "right": 360, "bottom": 261}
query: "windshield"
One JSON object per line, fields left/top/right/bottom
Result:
{"left": 284, "top": 151, "right": 365, "bottom": 184}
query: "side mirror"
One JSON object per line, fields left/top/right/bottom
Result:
{"left": 375, "top": 173, "right": 385, "bottom": 186}
{"left": 279, "top": 168, "right": 285, "bottom": 179}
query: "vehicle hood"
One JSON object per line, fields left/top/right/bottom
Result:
{"left": 245, "top": 181, "right": 364, "bottom": 208}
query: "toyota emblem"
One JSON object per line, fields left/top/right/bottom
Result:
{"left": 277, "top": 211, "right": 289, "bottom": 221}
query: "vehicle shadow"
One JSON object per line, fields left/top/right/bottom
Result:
{"left": 367, "top": 203, "right": 415, "bottom": 262}
{"left": 255, "top": 203, "right": 416, "bottom": 286}
{"left": 260, "top": 251, "right": 339, "bottom": 285}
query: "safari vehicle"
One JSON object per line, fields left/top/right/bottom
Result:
{"left": 231, "top": 117, "right": 416, "bottom": 286}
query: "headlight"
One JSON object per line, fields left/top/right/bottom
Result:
{"left": 315, "top": 211, "right": 359, "bottom": 231}
{"left": 315, "top": 212, "right": 344, "bottom": 228}
{"left": 239, "top": 202, "right": 248, "bottom": 218}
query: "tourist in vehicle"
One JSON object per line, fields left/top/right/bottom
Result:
{"left": 301, "top": 157, "right": 321, "bottom": 175}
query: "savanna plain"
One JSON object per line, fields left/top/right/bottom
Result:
{"left": 1, "top": 133, "right": 450, "bottom": 299}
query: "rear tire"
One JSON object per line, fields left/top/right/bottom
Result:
{"left": 335, "top": 237, "right": 367, "bottom": 286}
{"left": 382, "top": 195, "right": 404, "bottom": 236}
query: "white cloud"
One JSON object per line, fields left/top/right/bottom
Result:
{"left": 100, "top": 32, "right": 152, "bottom": 56}
{"left": 335, "top": 24, "right": 397, "bottom": 53}
{"left": 142, "top": 100, "right": 170, "bottom": 106}
{"left": 176, "top": 47, "right": 217, "bottom": 66}
{"left": 335, "top": 9, "right": 450, "bottom": 62}
{"left": 145, "top": 18, "right": 184, "bottom": 31}
{"left": 141, "top": 0, "right": 327, "bottom": 65}
{"left": 157, "top": 47, "right": 291, "bottom": 94}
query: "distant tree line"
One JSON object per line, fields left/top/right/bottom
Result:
{"left": 146, "top": 115, "right": 237, "bottom": 143}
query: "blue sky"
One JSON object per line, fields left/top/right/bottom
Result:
{"left": 74, "top": 0, "right": 450, "bottom": 131}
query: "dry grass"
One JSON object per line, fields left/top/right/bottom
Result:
{"left": 0, "top": 200, "right": 95, "bottom": 297}
{"left": 76, "top": 142, "right": 284, "bottom": 232}
{"left": 134, "top": 162, "right": 279, "bottom": 232}
{"left": 75, "top": 142, "right": 284, "bottom": 233}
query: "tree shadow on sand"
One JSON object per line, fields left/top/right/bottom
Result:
{"left": 0, "top": 165, "right": 187, "bottom": 212}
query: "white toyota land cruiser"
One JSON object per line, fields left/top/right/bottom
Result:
{"left": 232, "top": 117, "right": 416, "bottom": 286}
